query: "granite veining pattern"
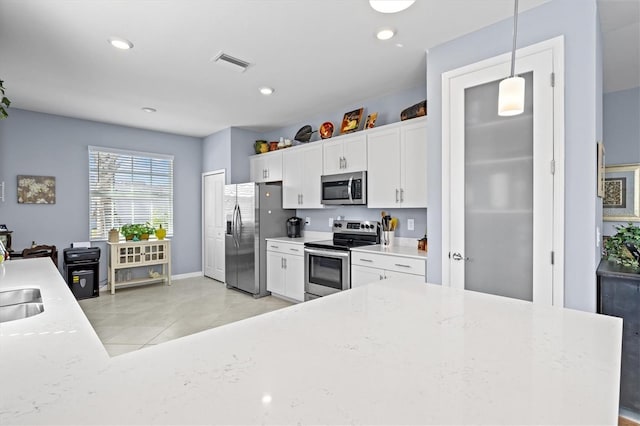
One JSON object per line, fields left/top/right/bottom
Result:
{"left": 0, "top": 258, "right": 622, "bottom": 425}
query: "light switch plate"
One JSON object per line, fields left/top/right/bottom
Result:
{"left": 305, "top": 217, "right": 310, "bottom": 226}
{"left": 407, "top": 219, "right": 415, "bottom": 231}
{"left": 329, "top": 217, "right": 334, "bottom": 227}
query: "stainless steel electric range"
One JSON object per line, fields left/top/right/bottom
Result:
{"left": 303, "top": 220, "right": 380, "bottom": 301}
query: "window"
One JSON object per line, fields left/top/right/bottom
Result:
{"left": 89, "top": 146, "right": 173, "bottom": 241}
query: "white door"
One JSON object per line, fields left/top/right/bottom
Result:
{"left": 443, "top": 38, "right": 564, "bottom": 306}
{"left": 203, "top": 171, "right": 225, "bottom": 282}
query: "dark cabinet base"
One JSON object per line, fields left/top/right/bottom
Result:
{"left": 597, "top": 260, "right": 640, "bottom": 416}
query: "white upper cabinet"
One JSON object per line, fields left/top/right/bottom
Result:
{"left": 322, "top": 133, "right": 367, "bottom": 175}
{"left": 250, "top": 151, "right": 283, "bottom": 183}
{"left": 367, "top": 118, "right": 427, "bottom": 208}
{"left": 282, "top": 143, "right": 324, "bottom": 209}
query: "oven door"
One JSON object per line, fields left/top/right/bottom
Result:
{"left": 304, "top": 247, "right": 350, "bottom": 297}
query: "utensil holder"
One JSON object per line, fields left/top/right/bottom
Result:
{"left": 383, "top": 231, "right": 395, "bottom": 247}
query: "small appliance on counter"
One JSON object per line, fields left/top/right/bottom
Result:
{"left": 287, "top": 217, "right": 303, "bottom": 238}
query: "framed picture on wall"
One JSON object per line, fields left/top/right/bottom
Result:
{"left": 603, "top": 163, "right": 640, "bottom": 222}
{"left": 17, "top": 175, "right": 56, "bottom": 204}
{"left": 597, "top": 142, "right": 605, "bottom": 198}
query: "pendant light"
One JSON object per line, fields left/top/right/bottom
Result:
{"left": 498, "top": 0, "right": 525, "bottom": 116}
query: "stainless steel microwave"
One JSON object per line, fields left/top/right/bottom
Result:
{"left": 321, "top": 171, "right": 367, "bottom": 205}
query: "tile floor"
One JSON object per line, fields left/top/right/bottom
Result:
{"left": 78, "top": 276, "right": 292, "bottom": 357}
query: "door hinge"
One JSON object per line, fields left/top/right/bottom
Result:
{"left": 551, "top": 251, "right": 555, "bottom": 265}
{"left": 550, "top": 160, "right": 555, "bottom": 174}
{"left": 551, "top": 72, "right": 555, "bottom": 87}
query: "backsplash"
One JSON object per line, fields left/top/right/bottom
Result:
{"left": 296, "top": 206, "right": 427, "bottom": 239}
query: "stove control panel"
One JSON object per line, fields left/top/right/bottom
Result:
{"left": 333, "top": 220, "right": 380, "bottom": 235}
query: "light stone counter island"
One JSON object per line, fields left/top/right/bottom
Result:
{"left": 0, "top": 258, "right": 622, "bottom": 425}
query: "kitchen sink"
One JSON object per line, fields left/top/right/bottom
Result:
{"left": 0, "top": 302, "right": 45, "bottom": 323}
{"left": 0, "top": 288, "right": 44, "bottom": 323}
{"left": 0, "top": 288, "right": 42, "bottom": 307}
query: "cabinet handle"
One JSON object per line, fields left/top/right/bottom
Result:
{"left": 289, "top": 248, "right": 299, "bottom": 252}
{"left": 281, "top": 257, "right": 284, "bottom": 268}
{"left": 359, "top": 258, "right": 373, "bottom": 263}
{"left": 343, "top": 157, "right": 347, "bottom": 169}
{"left": 283, "top": 258, "right": 287, "bottom": 269}
{"left": 300, "top": 194, "right": 303, "bottom": 205}
{"left": 270, "top": 245, "right": 279, "bottom": 249}
{"left": 394, "top": 263, "right": 412, "bottom": 268}
{"left": 266, "top": 168, "right": 269, "bottom": 178}
{"left": 379, "top": 274, "right": 384, "bottom": 280}
{"left": 400, "top": 188, "right": 404, "bottom": 202}
{"left": 395, "top": 189, "right": 399, "bottom": 203}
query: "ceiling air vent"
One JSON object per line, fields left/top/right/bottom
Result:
{"left": 211, "top": 52, "right": 251, "bottom": 73}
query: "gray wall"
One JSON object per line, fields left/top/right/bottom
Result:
{"left": 426, "top": 0, "right": 601, "bottom": 312}
{"left": 0, "top": 109, "right": 203, "bottom": 282}
{"left": 202, "top": 127, "right": 231, "bottom": 181}
{"left": 259, "top": 84, "right": 428, "bottom": 239}
{"left": 202, "top": 126, "right": 258, "bottom": 184}
{"left": 602, "top": 86, "right": 640, "bottom": 236}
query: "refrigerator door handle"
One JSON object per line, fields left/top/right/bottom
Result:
{"left": 232, "top": 204, "right": 240, "bottom": 248}
{"left": 235, "top": 203, "right": 242, "bottom": 247}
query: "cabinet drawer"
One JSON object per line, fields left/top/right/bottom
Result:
{"left": 266, "top": 241, "right": 304, "bottom": 256}
{"left": 352, "top": 252, "right": 424, "bottom": 276}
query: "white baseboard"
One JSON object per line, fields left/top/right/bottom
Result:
{"left": 172, "top": 271, "right": 203, "bottom": 280}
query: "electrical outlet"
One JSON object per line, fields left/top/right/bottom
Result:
{"left": 329, "top": 217, "right": 334, "bottom": 227}
{"left": 407, "top": 219, "right": 415, "bottom": 231}
{"left": 305, "top": 217, "right": 310, "bottom": 226}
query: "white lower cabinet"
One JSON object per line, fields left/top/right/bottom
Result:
{"left": 351, "top": 251, "right": 425, "bottom": 289}
{"left": 266, "top": 241, "right": 304, "bottom": 302}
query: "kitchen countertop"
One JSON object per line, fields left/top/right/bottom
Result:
{"left": 266, "top": 231, "right": 331, "bottom": 244}
{"left": 0, "top": 258, "right": 622, "bottom": 425}
{"left": 351, "top": 243, "right": 428, "bottom": 260}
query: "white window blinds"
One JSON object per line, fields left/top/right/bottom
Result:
{"left": 89, "top": 146, "right": 174, "bottom": 241}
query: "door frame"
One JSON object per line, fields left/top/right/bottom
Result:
{"left": 441, "top": 36, "right": 565, "bottom": 306}
{"left": 202, "top": 169, "right": 226, "bottom": 280}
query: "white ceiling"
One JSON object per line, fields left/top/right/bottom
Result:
{"left": 0, "top": 0, "right": 636, "bottom": 138}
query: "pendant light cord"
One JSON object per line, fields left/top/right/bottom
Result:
{"left": 510, "top": 0, "right": 519, "bottom": 78}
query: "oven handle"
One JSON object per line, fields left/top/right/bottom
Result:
{"left": 304, "top": 247, "right": 350, "bottom": 259}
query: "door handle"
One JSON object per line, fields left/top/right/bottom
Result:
{"left": 394, "top": 263, "right": 412, "bottom": 268}
{"left": 451, "top": 252, "right": 467, "bottom": 261}
{"left": 395, "top": 189, "right": 399, "bottom": 203}
{"left": 400, "top": 188, "right": 404, "bottom": 202}
{"left": 300, "top": 193, "right": 303, "bottom": 205}
{"left": 359, "top": 258, "right": 373, "bottom": 263}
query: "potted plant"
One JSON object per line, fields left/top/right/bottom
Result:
{"left": 140, "top": 222, "right": 156, "bottom": 240}
{"left": 120, "top": 224, "right": 140, "bottom": 241}
{"left": 604, "top": 222, "right": 640, "bottom": 269}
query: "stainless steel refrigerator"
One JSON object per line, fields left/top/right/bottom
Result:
{"left": 224, "top": 182, "right": 294, "bottom": 298}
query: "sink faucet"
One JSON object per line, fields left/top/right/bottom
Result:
{"left": 0, "top": 240, "right": 6, "bottom": 263}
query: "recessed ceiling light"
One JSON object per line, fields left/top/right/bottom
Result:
{"left": 108, "top": 37, "right": 133, "bottom": 50}
{"left": 376, "top": 28, "right": 396, "bottom": 40}
{"left": 141, "top": 107, "right": 156, "bottom": 113}
{"left": 259, "top": 87, "right": 274, "bottom": 96}
{"left": 369, "top": 0, "right": 415, "bottom": 13}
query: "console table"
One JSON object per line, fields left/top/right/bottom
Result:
{"left": 107, "top": 240, "right": 171, "bottom": 294}
{"left": 596, "top": 259, "right": 640, "bottom": 417}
